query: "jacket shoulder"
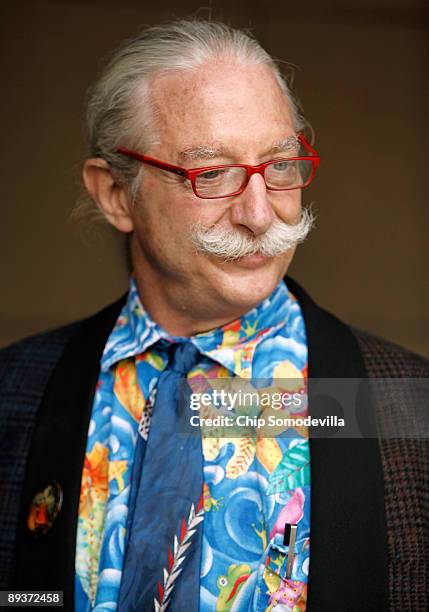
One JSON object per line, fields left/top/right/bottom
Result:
{"left": 0, "top": 295, "right": 127, "bottom": 392}
{"left": 351, "top": 326, "right": 429, "bottom": 378}
{"left": 0, "top": 320, "right": 85, "bottom": 397}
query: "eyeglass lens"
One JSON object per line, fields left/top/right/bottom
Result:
{"left": 195, "top": 159, "right": 314, "bottom": 198}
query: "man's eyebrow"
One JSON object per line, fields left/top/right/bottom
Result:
{"left": 178, "top": 135, "right": 300, "bottom": 164}
{"left": 269, "top": 135, "right": 300, "bottom": 156}
{"left": 178, "top": 146, "right": 225, "bottom": 163}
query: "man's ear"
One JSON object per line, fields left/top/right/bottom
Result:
{"left": 82, "top": 158, "right": 134, "bottom": 233}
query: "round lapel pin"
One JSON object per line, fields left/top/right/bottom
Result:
{"left": 27, "top": 481, "right": 63, "bottom": 536}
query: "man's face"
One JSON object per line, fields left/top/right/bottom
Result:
{"left": 129, "top": 61, "right": 303, "bottom": 325}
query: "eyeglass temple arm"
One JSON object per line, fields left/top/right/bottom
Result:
{"left": 298, "top": 133, "right": 319, "bottom": 159}
{"left": 116, "top": 147, "right": 187, "bottom": 178}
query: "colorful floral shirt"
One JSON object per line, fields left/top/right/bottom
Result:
{"left": 75, "top": 278, "right": 310, "bottom": 611}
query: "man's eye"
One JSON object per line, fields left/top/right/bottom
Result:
{"left": 198, "top": 169, "right": 225, "bottom": 181}
{"left": 272, "top": 161, "right": 290, "bottom": 171}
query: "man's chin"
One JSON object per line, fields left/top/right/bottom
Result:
{"left": 208, "top": 255, "right": 289, "bottom": 311}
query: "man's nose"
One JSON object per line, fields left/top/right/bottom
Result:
{"left": 229, "top": 173, "right": 275, "bottom": 236}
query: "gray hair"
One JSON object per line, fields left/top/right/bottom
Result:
{"left": 84, "top": 19, "right": 307, "bottom": 211}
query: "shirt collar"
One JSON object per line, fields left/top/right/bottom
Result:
{"left": 101, "top": 277, "right": 295, "bottom": 376}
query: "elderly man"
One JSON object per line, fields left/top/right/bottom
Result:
{"left": 0, "top": 19, "right": 427, "bottom": 612}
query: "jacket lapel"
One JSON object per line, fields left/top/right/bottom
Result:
{"left": 287, "top": 278, "right": 389, "bottom": 611}
{"left": 13, "top": 297, "right": 126, "bottom": 610}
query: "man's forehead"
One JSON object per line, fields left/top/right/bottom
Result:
{"left": 177, "top": 135, "right": 300, "bottom": 164}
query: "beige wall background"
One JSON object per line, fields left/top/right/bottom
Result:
{"left": 1, "top": 0, "right": 428, "bottom": 355}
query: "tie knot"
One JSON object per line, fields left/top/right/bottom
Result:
{"left": 169, "top": 341, "right": 200, "bottom": 376}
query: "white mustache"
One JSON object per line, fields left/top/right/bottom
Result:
{"left": 190, "top": 207, "right": 315, "bottom": 262}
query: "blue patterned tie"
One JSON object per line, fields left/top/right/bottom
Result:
{"left": 118, "top": 341, "right": 204, "bottom": 611}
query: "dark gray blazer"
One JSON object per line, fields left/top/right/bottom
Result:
{"left": 0, "top": 278, "right": 427, "bottom": 611}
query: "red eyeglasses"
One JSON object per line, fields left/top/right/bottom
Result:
{"left": 116, "top": 133, "right": 320, "bottom": 200}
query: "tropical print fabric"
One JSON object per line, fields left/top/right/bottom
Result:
{"left": 75, "top": 278, "right": 310, "bottom": 611}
